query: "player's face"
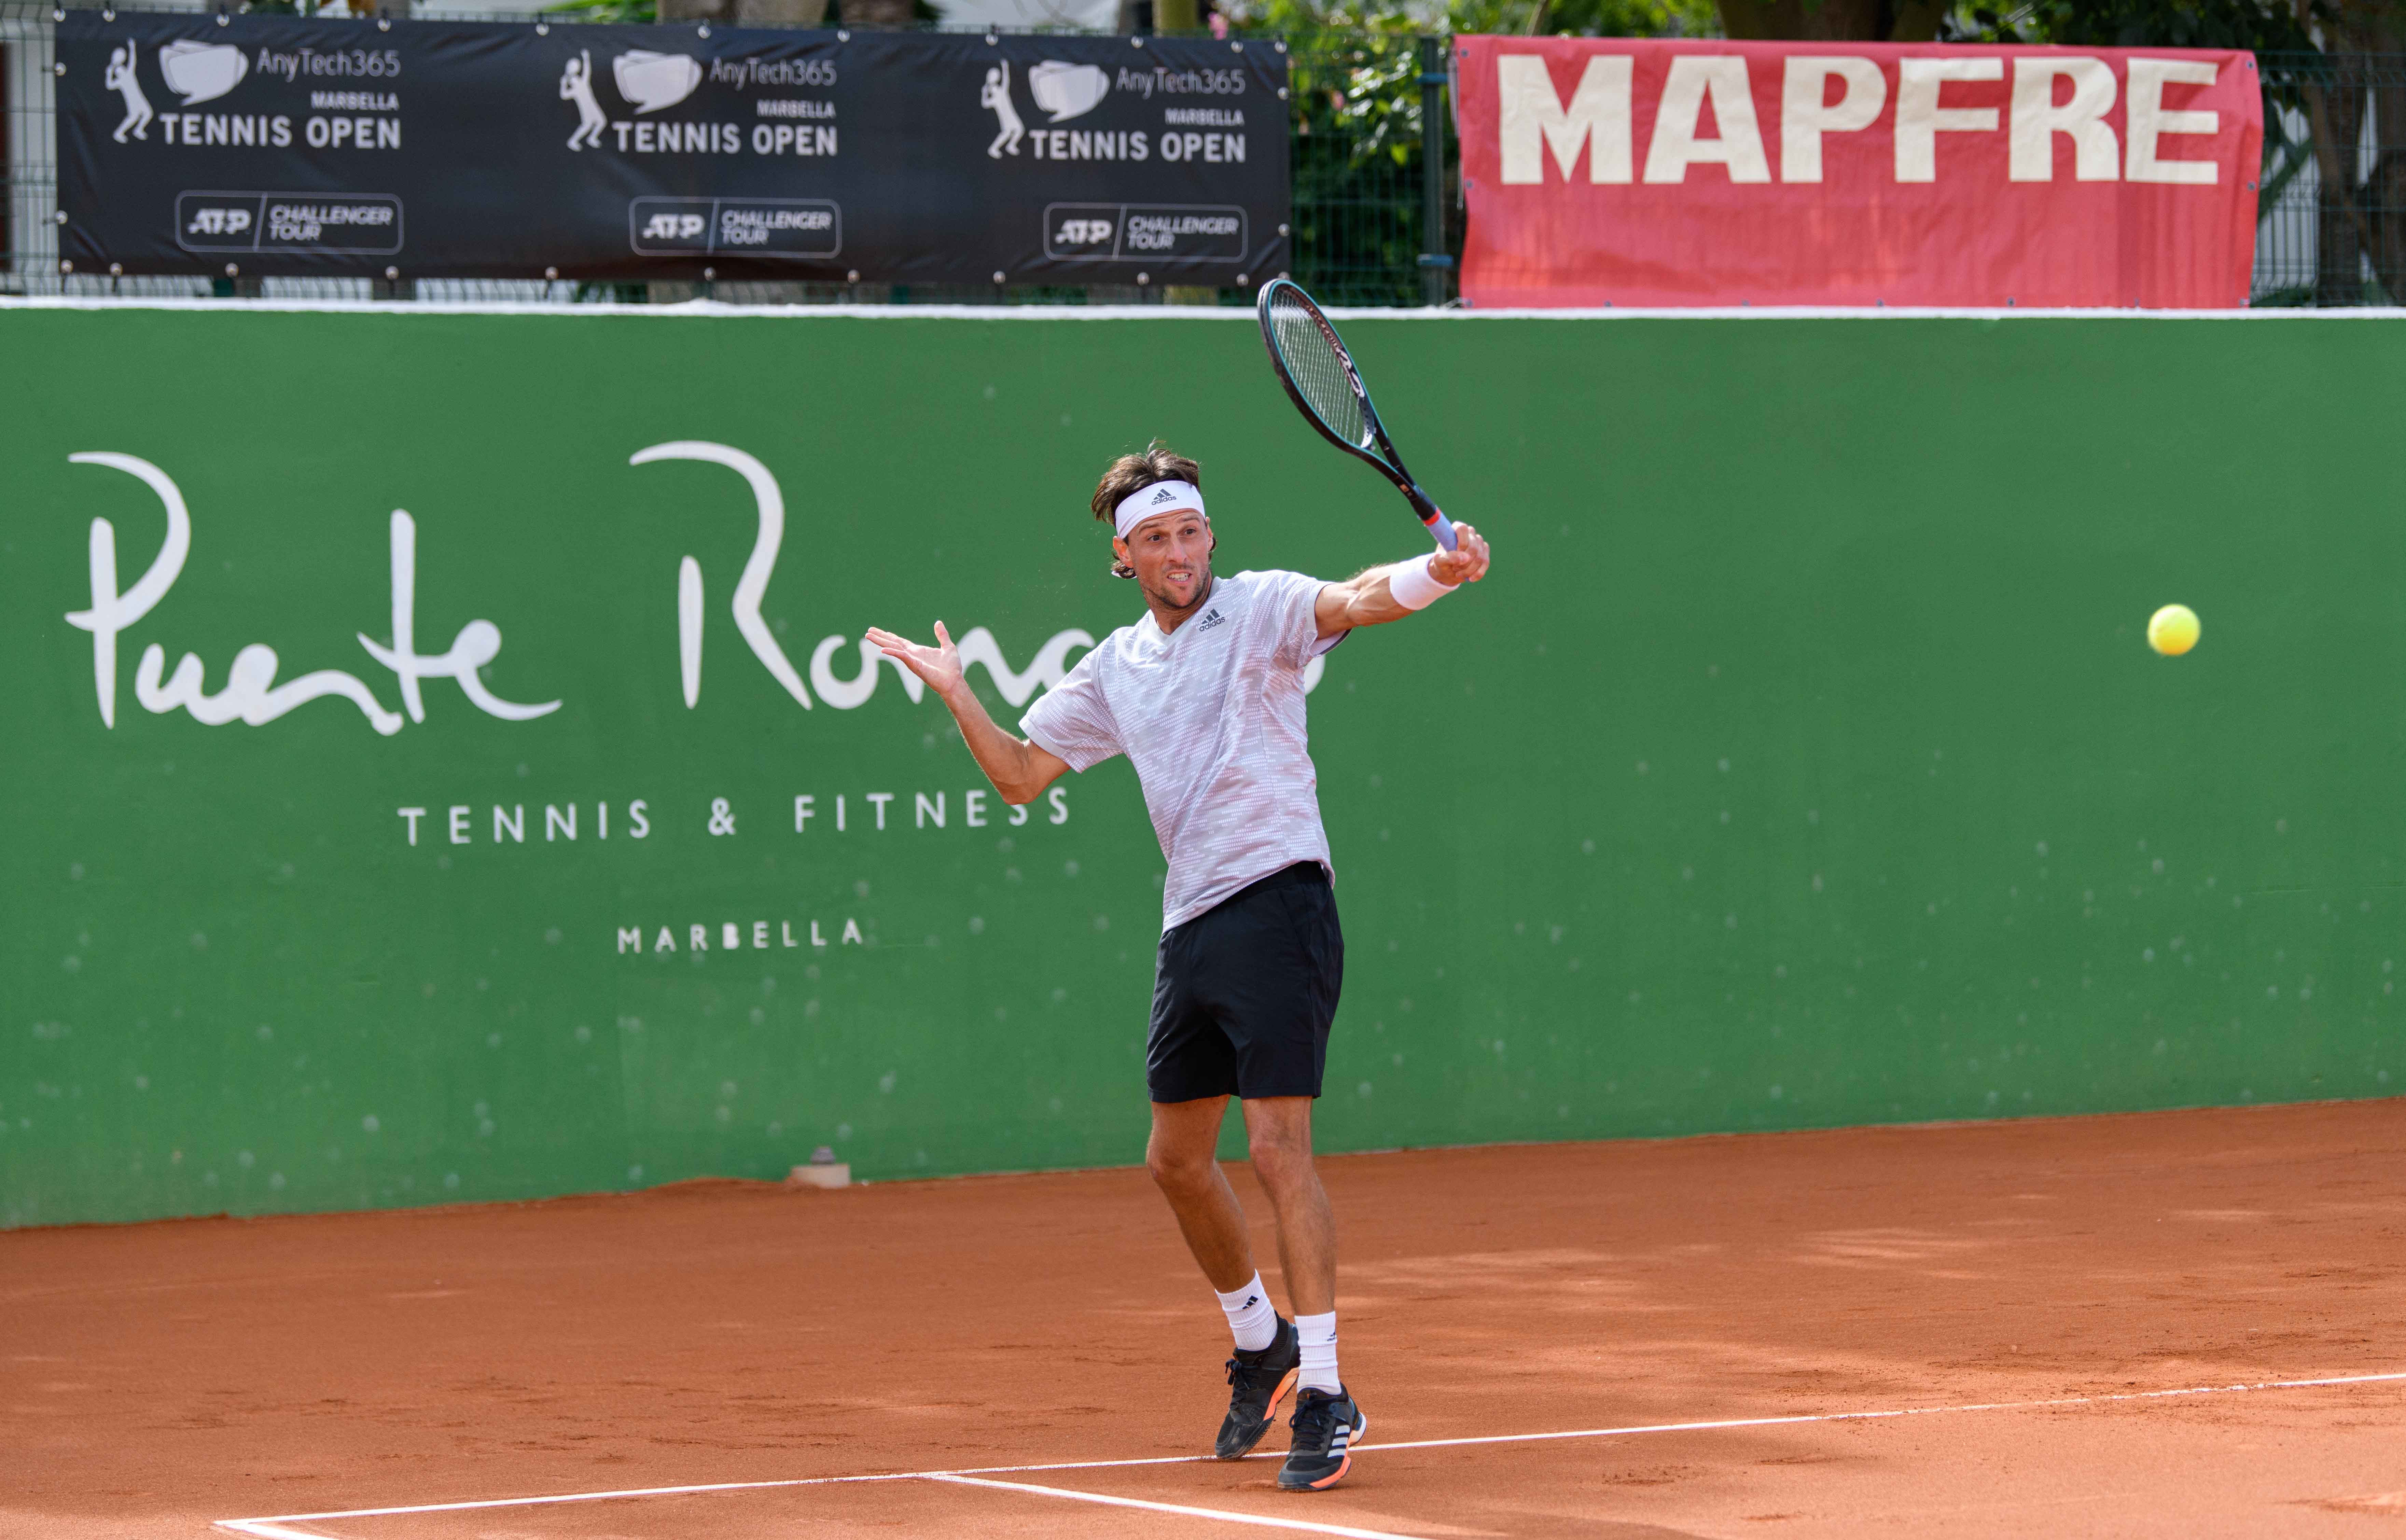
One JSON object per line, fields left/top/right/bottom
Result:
{"left": 1118, "top": 513, "right": 1214, "bottom": 610}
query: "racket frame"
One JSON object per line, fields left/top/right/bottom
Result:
{"left": 1256, "top": 278, "right": 1458, "bottom": 552}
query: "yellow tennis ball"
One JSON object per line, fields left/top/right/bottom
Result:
{"left": 2147, "top": 603, "right": 2200, "bottom": 656}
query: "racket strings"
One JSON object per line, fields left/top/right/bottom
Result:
{"left": 1267, "top": 294, "right": 1369, "bottom": 449}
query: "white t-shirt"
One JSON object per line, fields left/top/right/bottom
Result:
{"left": 1022, "top": 569, "right": 1341, "bottom": 932}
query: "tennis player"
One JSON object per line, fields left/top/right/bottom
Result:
{"left": 867, "top": 443, "right": 1489, "bottom": 1492}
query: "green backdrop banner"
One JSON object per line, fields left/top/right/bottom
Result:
{"left": 3, "top": 304, "right": 2398, "bottom": 1229}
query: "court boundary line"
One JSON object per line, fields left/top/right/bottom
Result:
{"left": 212, "top": 1368, "right": 2406, "bottom": 1535}
{"left": 924, "top": 1474, "right": 1427, "bottom": 1539}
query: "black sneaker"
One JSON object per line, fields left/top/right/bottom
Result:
{"left": 1215, "top": 1315, "right": 1300, "bottom": 1460}
{"left": 1277, "top": 1385, "right": 1367, "bottom": 1491}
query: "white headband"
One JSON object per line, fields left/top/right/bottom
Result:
{"left": 1113, "top": 480, "right": 1206, "bottom": 539}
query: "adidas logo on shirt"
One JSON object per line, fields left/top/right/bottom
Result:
{"left": 1195, "top": 607, "right": 1226, "bottom": 632}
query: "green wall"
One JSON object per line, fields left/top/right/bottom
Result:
{"left": 4, "top": 304, "right": 2400, "bottom": 1228}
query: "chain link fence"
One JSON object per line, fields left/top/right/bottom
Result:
{"left": 2253, "top": 53, "right": 2406, "bottom": 306}
{"left": 4, "top": 10, "right": 2393, "bottom": 308}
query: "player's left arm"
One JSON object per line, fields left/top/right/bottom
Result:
{"left": 1313, "top": 522, "right": 1491, "bottom": 640}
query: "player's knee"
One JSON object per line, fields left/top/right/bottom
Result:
{"left": 1246, "top": 1130, "right": 1312, "bottom": 1189}
{"left": 1146, "top": 1144, "right": 1213, "bottom": 1193}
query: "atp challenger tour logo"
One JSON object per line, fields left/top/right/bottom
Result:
{"left": 54, "top": 441, "right": 1102, "bottom": 739}
{"left": 179, "top": 193, "right": 402, "bottom": 257}
{"left": 1044, "top": 202, "right": 1248, "bottom": 263}
{"left": 630, "top": 197, "right": 839, "bottom": 259}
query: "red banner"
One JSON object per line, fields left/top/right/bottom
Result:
{"left": 1453, "top": 39, "right": 2262, "bottom": 308}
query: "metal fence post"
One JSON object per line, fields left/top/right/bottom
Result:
{"left": 1417, "top": 34, "right": 1452, "bottom": 307}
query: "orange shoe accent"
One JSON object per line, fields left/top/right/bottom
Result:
{"left": 1304, "top": 1453, "right": 1351, "bottom": 1489}
{"left": 1268, "top": 1368, "right": 1299, "bottom": 1420}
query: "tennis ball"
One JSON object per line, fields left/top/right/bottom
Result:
{"left": 2147, "top": 603, "right": 2200, "bottom": 657}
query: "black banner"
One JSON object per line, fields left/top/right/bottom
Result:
{"left": 55, "top": 13, "right": 1289, "bottom": 284}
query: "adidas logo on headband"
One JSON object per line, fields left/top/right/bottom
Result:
{"left": 1113, "top": 478, "right": 1206, "bottom": 538}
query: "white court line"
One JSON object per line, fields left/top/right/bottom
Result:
{"left": 926, "top": 1474, "right": 1426, "bottom": 1539}
{"left": 213, "top": 1369, "right": 2406, "bottom": 1532}
{"left": 1360, "top": 1369, "right": 2406, "bottom": 1455}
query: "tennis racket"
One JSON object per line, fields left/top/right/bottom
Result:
{"left": 1256, "top": 278, "right": 1457, "bottom": 552}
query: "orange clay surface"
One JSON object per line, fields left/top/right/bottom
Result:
{"left": 5, "top": 1099, "right": 2404, "bottom": 1540}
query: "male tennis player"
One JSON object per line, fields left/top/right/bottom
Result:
{"left": 867, "top": 443, "right": 1489, "bottom": 1492}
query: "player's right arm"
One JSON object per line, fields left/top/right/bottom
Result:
{"left": 866, "top": 622, "right": 1071, "bottom": 805}
{"left": 1313, "top": 522, "right": 1491, "bottom": 639}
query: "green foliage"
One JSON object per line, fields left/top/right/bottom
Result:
{"left": 1224, "top": 0, "right": 1706, "bottom": 303}
{"left": 1526, "top": 0, "right": 1720, "bottom": 36}
{"left": 545, "top": 0, "right": 661, "bottom": 23}
{"left": 1944, "top": 0, "right": 2318, "bottom": 50}
{"left": 1271, "top": 28, "right": 1436, "bottom": 303}
{"left": 1230, "top": 0, "right": 1711, "bottom": 33}
{"left": 537, "top": 0, "right": 942, "bottom": 24}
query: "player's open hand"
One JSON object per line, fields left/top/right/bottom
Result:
{"left": 866, "top": 622, "right": 965, "bottom": 698}
{"left": 1433, "top": 523, "right": 1490, "bottom": 587}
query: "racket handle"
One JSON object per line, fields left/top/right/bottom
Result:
{"left": 1405, "top": 483, "right": 1457, "bottom": 551}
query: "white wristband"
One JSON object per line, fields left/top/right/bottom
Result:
{"left": 1388, "top": 554, "right": 1454, "bottom": 611}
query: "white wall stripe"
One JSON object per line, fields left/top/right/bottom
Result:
{"left": 213, "top": 1368, "right": 2406, "bottom": 1533}
{"left": 12, "top": 296, "right": 2406, "bottom": 323}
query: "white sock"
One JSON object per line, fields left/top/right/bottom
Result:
{"left": 1216, "top": 1273, "right": 1278, "bottom": 1353}
{"left": 1295, "top": 1310, "right": 1340, "bottom": 1394}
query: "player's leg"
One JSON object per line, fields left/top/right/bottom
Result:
{"left": 1145, "top": 1095, "right": 1251, "bottom": 1290}
{"left": 1239, "top": 1096, "right": 1334, "bottom": 1316}
{"left": 1147, "top": 914, "right": 1302, "bottom": 1459}
{"left": 1210, "top": 864, "right": 1358, "bottom": 1491}
{"left": 1219, "top": 865, "right": 1346, "bottom": 1330}
{"left": 1242, "top": 1097, "right": 1362, "bottom": 1491}
{"left": 1146, "top": 1097, "right": 1301, "bottom": 1458}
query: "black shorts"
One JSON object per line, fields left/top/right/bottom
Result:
{"left": 1148, "top": 861, "right": 1344, "bottom": 1104}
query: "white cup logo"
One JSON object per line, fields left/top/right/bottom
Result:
{"left": 158, "top": 40, "right": 248, "bottom": 106}
{"left": 1027, "top": 61, "right": 1108, "bottom": 123}
{"left": 612, "top": 50, "right": 703, "bottom": 114}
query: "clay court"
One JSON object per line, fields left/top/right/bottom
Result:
{"left": 6, "top": 1098, "right": 2401, "bottom": 1539}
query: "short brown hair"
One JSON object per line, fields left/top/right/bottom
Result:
{"left": 1091, "top": 442, "right": 1201, "bottom": 579}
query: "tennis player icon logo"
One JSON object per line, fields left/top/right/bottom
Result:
{"left": 982, "top": 61, "right": 1024, "bottom": 158}
{"left": 106, "top": 43, "right": 153, "bottom": 142}
{"left": 560, "top": 51, "right": 606, "bottom": 151}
